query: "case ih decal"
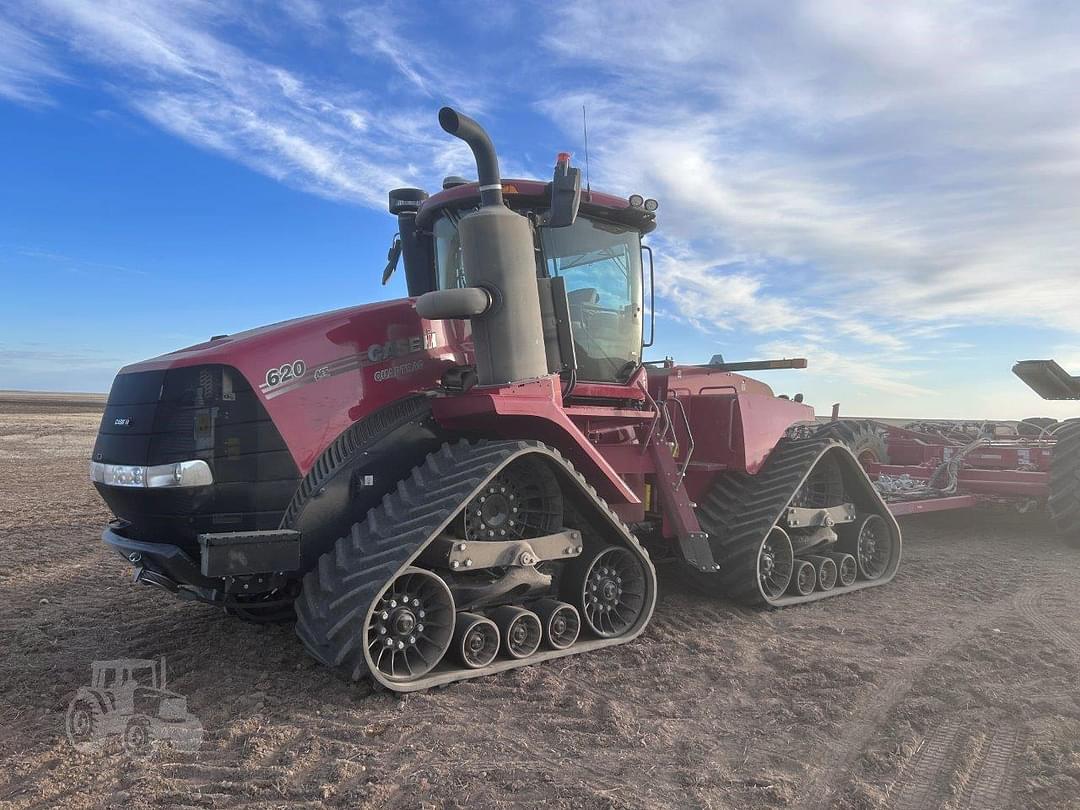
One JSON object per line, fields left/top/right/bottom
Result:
{"left": 258, "top": 330, "right": 437, "bottom": 399}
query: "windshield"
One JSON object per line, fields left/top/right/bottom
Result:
{"left": 432, "top": 211, "right": 644, "bottom": 383}
{"left": 541, "top": 218, "right": 643, "bottom": 382}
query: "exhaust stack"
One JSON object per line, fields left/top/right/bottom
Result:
{"left": 415, "top": 108, "right": 548, "bottom": 387}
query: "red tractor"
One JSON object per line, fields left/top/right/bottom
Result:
{"left": 91, "top": 108, "right": 900, "bottom": 691}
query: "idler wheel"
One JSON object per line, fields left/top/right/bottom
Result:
{"left": 757, "top": 527, "right": 795, "bottom": 600}
{"left": 534, "top": 599, "right": 581, "bottom": 650}
{"left": 453, "top": 612, "right": 500, "bottom": 668}
{"left": 492, "top": 606, "right": 542, "bottom": 659}
{"left": 577, "top": 546, "right": 649, "bottom": 638}
{"left": 788, "top": 559, "right": 817, "bottom": 596}
{"left": 366, "top": 567, "right": 455, "bottom": 682}
{"left": 825, "top": 551, "right": 858, "bottom": 586}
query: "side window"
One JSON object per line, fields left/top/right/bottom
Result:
{"left": 434, "top": 215, "right": 467, "bottom": 290}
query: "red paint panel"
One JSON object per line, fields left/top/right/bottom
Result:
{"left": 118, "top": 298, "right": 470, "bottom": 474}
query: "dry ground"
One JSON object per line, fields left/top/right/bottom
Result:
{"left": 1, "top": 393, "right": 1078, "bottom": 810}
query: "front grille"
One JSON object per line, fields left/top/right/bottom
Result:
{"left": 93, "top": 364, "right": 300, "bottom": 549}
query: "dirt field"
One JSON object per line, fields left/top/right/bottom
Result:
{"left": 1, "top": 393, "right": 1078, "bottom": 810}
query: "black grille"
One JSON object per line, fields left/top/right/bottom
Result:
{"left": 93, "top": 364, "right": 300, "bottom": 549}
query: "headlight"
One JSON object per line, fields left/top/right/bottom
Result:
{"left": 90, "top": 460, "right": 213, "bottom": 488}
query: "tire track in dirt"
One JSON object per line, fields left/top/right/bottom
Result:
{"left": 797, "top": 586, "right": 1041, "bottom": 810}
{"left": 1013, "top": 588, "right": 1080, "bottom": 658}
{"left": 889, "top": 719, "right": 964, "bottom": 810}
{"left": 958, "top": 727, "right": 1022, "bottom": 810}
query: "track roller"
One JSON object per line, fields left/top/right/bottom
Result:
{"left": 824, "top": 551, "right": 858, "bottom": 587}
{"left": 839, "top": 514, "right": 897, "bottom": 580}
{"left": 534, "top": 599, "right": 581, "bottom": 650}
{"left": 788, "top": 560, "right": 817, "bottom": 596}
{"left": 578, "top": 546, "right": 650, "bottom": 638}
{"left": 493, "top": 605, "right": 542, "bottom": 659}
{"left": 802, "top": 554, "right": 837, "bottom": 591}
{"left": 453, "top": 612, "right": 500, "bottom": 668}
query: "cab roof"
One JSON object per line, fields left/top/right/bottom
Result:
{"left": 415, "top": 178, "right": 657, "bottom": 234}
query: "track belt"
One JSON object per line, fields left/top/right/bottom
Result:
{"left": 697, "top": 436, "right": 901, "bottom": 606}
{"left": 295, "top": 439, "right": 657, "bottom": 691}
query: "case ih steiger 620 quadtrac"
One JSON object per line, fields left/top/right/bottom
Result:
{"left": 91, "top": 108, "right": 902, "bottom": 691}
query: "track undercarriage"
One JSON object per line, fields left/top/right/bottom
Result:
{"left": 694, "top": 437, "right": 902, "bottom": 606}
{"left": 295, "top": 440, "right": 657, "bottom": 691}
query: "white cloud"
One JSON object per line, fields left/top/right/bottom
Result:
{"left": 0, "top": 17, "right": 67, "bottom": 104}
{"left": 541, "top": 0, "right": 1080, "bottom": 346}
{"left": 7, "top": 0, "right": 482, "bottom": 204}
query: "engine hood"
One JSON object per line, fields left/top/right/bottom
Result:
{"left": 113, "top": 297, "right": 470, "bottom": 473}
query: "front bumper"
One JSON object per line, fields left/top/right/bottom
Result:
{"left": 103, "top": 520, "right": 220, "bottom": 591}
{"left": 103, "top": 520, "right": 302, "bottom": 599}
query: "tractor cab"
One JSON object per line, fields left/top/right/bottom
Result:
{"left": 91, "top": 658, "right": 163, "bottom": 691}
{"left": 387, "top": 166, "right": 657, "bottom": 385}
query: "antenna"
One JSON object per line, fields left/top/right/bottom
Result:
{"left": 582, "top": 104, "right": 591, "bottom": 199}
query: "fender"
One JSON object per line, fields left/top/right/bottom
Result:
{"left": 282, "top": 396, "right": 451, "bottom": 570}
{"left": 430, "top": 376, "right": 640, "bottom": 505}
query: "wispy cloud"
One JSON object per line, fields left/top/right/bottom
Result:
{"left": 539, "top": 0, "right": 1080, "bottom": 369}
{"left": 6, "top": 0, "right": 479, "bottom": 205}
{"left": 0, "top": 17, "right": 67, "bottom": 104}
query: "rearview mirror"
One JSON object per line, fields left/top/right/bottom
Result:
{"left": 381, "top": 235, "right": 402, "bottom": 285}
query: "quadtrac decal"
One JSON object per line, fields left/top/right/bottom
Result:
{"left": 258, "top": 331, "right": 437, "bottom": 400}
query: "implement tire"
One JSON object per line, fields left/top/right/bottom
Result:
{"left": 1049, "top": 419, "right": 1080, "bottom": 548}
{"left": 815, "top": 420, "right": 890, "bottom": 468}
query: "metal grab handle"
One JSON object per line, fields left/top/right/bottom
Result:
{"left": 667, "top": 395, "right": 695, "bottom": 486}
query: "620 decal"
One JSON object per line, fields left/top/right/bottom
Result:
{"left": 265, "top": 360, "right": 306, "bottom": 388}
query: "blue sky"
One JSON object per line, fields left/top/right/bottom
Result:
{"left": 1, "top": 1, "right": 1078, "bottom": 419}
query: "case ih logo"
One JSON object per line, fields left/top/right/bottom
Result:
{"left": 66, "top": 657, "right": 203, "bottom": 757}
{"left": 365, "top": 332, "right": 437, "bottom": 363}
{"left": 259, "top": 330, "right": 437, "bottom": 400}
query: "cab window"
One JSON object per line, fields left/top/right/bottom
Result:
{"left": 541, "top": 218, "right": 643, "bottom": 382}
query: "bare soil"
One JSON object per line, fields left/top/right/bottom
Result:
{"left": 1, "top": 394, "right": 1078, "bottom": 810}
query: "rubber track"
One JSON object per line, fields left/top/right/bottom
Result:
{"left": 696, "top": 436, "right": 899, "bottom": 606}
{"left": 294, "top": 439, "right": 656, "bottom": 691}
{"left": 1048, "top": 418, "right": 1080, "bottom": 548}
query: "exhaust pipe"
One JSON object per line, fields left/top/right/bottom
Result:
{"left": 438, "top": 107, "right": 503, "bottom": 207}
{"left": 415, "top": 107, "right": 549, "bottom": 387}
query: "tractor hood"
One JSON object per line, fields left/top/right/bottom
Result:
{"left": 102, "top": 297, "right": 469, "bottom": 475}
